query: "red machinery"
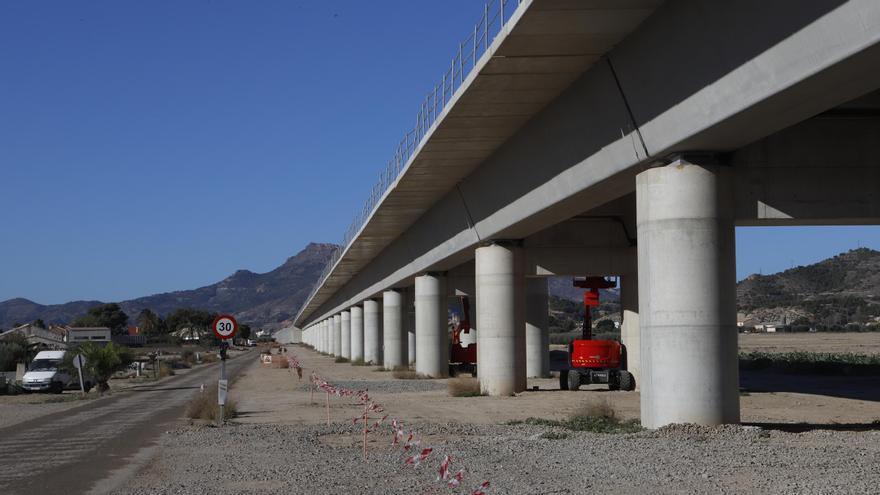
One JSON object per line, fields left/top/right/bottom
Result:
{"left": 560, "top": 276, "right": 635, "bottom": 391}
{"left": 449, "top": 296, "right": 477, "bottom": 376}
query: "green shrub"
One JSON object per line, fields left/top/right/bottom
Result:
{"left": 739, "top": 351, "right": 880, "bottom": 376}
{"left": 510, "top": 401, "right": 642, "bottom": 434}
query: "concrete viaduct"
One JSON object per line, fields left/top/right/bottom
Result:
{"left": 294, "top": 0, "right": 880, "bottom": 428}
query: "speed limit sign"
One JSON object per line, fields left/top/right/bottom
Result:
{"left": 212, "top": 314, "right": 238, "bottom": 340}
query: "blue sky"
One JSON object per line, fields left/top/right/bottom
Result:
{"left": 1, "top": 1, "right": 879, "bottom": 305}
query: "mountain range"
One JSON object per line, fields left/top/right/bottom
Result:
{"left": 0, "top": 243, "right": 338, "bottom": 330}
{"left": 2, "top": 246, "right": 878, "bottom": 331}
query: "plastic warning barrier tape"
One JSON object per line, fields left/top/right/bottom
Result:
{"left": 308, "top": 372, "right": 492, "bottom": 494}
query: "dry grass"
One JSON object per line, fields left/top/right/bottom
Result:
{"left": 158, "top": 362, "right": 175, "bottom": 377}
{"left": 185, "top": 385, "right": 238, "bottom": 422}
{"left": 447, "top": 377, "right": 481, "bottom": 397}
{"left": 510, "top": 399, "right": 642, "bottom": 434}
{"left": 350, "top": 359, "right": 368, "bottom": 366}
{"left": 201, "top": 353, "right": 219, "bottom": 363}
{"left": 391, "top": 367, "right": 432, "bottom": 379}
{"left": 334, "top": 356, "right": 349, "bottom": 363}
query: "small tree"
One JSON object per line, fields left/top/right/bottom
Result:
{"left": 64, "top": 342, "right": 133, "bottom": 393}
{"left": 73, "top": 303, "right": 130, "bottom": 335}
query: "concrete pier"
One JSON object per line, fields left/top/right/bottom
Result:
{"left": 636, "top": 159, "right": 739, "bottom": 428}
{"left": 332, "top": 314, "right": 341, "bottom": 357}
{"left": 525, "top": 277, "right": 550, "bottom": 378}
{"left": 620, "top": 273, "right": 640, "bottom": 388}
{"left": 415, "top": 273, "right": 449, "bottom": 378}
{"left": 363, "top": 299, "right": 382, "bottom": 365}
{"left": 340, "top": 310, "right": 351, "bottom": 360}
{"left": 475, "top": 243, "right": 526, "bottom": 395}
{"left": 383, "top": 290, "right": 407, "bottom": 369}
{"left": 406, "top": 287, "right": 416, "bottom": 366}
{"left": 350, "top": 306, "right": 364, "bottom": 362}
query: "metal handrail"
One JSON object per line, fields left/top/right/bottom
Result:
{"left": 302, "top": 0, "right": 523, "bottom": 316}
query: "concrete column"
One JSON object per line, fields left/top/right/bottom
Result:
{"left": 327, "top": 319, "right": 335, "bottom": 355}
{"left": 363, "top": 299, "right": 382, "bottom": 365}
{"left": 620, "top": 273, "right": 641, "bottom": 389}
{"left": 323, "top": 320, "right": 329, "bottom": 353}
{"left": 415, "top": 273, "right": 449, "bottom": 378}
{"left": 320, "top": 321, "right": 327, "bottom": 353}
{"left": 475, "top": 243, "right": 526, "bottom": 396}
{"left": 406, "top": 286, "right": 417, "bottom": 366}
{"left": 350, "top": 306, "right": 364, "bottom": 362}
{"left": 525, "top": 277, "right": 550, "bottom": 378}
{"left": 332, "top": 314, "right": 342, "bottom": 357}
{"left": 637, "top": 159, "right": 739, "bottom": 428}
{"left": 383, "top": 290, "right": 407, "bottom": 369}
{"left": 340, "top": 310, "right": 351, "bottom": 360}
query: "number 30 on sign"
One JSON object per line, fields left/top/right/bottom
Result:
{"left": 212, "top": 314, "right": 238, "bottom": 340}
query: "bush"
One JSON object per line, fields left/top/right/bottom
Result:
{"left": 201, "top": 353, "right": 218, "bottom": 363}
{"left": 185, "top": 385, "right": 238, "bottom": 422}
{"left": 392, "top": 367, "right": 429, "bottom": 379}
{"left": 158, "top": 362, "right": 175, "bottom": 377}
{"left": 739, "top": 351, "right": 880, "bottom": 376}
{"left": 448, "top": 377, "right": 481, "bottom": 397}
{"left": 334, "top": 356, "right": 349, "bottom": 364}
{"left": 350, "top": 359, "right": 367, "bottom": 366}
{"left": 511, "top": 401, "right": 642, "bottom": 434}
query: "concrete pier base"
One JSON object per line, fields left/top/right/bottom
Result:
{"left": 525, "top": 277, "right": 550, "bottom": 378}
{"left": 415, "top": 273, "right": 449, "bottom": 378}
{"left": 383, "top": 290, "right": 407, "bottom": 369}
{"left": 637, "top": 159, "right": 739, "bottom": 428}
{"left": 340, "top": 310, "right": 351, "bottom": 360}
{"left": 363, "top": 299, "right": 382, "bottom": 365}
{"left": 350, "top": 306, "right": 364, "bottom": 362}
{"left": 475, "top": 243, "right": 526, "bottom": 396}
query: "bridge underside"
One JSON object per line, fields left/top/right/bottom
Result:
{"left": 301, "top": 0, "right": 880, "bottom": 428}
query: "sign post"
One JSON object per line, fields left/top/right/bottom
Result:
{"left": 72, "top": 354, "right": 86, "bottom": 396}
{"left": 212, "top": 314, "right": 238, "bottom": 426}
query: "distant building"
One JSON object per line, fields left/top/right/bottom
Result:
{"left": 0, "top": 324, "right": 66, "bottom": 349}
{"left": 66, "top": 327, "right": 112, "bottom": 345}
{"left": 127, "top": 326, "right": 142, "bottom": 336}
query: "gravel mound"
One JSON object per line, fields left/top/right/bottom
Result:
{"left": 116, "top": 421, "right": 880, "bottom": 494}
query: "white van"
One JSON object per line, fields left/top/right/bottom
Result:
{"left": 21, "top": 350, "right": 93, "bottom": 393}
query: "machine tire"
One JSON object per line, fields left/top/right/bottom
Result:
{"left": 567, "top": 370, "right": 581, "bottom": 391}
{"left": 50, "top": 382, "right": 63, "bottom": 394}
{"left": 618, "top": 370, "right": 635, "bottom": 391}
{"left": 84, "top": 381, "right": 93, "bottom": 393}
{"left": 559, "top": 371, "right": 569, "bottom": 390}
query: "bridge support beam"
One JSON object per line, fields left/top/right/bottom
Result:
{"left": 620, "top": 273, "right": 641, "bottom": 389}
{"left": 476, "top": 243, "right": 526, "bottom": 396}
{"left": 320, "top": 320, "right": 327, "bottom": 353}
{"left": 332, "top": 314, "right": 341, "bottom": 357}
{"left": 350, "top": 306, "right": 364, "bottom": 362}
{"left": 637, "top": 158, "right": 739, "bottom": 428}
{"left": 363, "top": 299, "right": 382, "bottom": 365}
{"left": 340, "top": 310, "right": 351, "bottom": 360}
{"left": 415, "top": 273, "right": 449, "bottom": 378}
{"left": 383, "top": 290, "right": 407, "bottom": 369}
{"left": 525, "top": 277, "right": 550, "bottom": 378}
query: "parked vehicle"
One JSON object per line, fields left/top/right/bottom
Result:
{"left": 21, "top": 350, "right": 93, "bottom": 393}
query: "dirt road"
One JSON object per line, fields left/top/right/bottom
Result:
{"left": 0, "top": 351, "right": 252, "bottom": 495}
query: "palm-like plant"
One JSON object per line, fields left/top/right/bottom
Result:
{"left": 64, "top": 342, "right": 133, "bottom": 393}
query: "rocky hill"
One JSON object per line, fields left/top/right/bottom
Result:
{"left": 0, "top": 243, "right": 338, "bottom": 330}
{"left": 737, "top": 248, "right": 880, "bottom": 326}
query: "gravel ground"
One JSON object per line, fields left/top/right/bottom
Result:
{"left": 301, "top": 379, "right": 447, "bottom": 394}
{"left": 116, "top": 421, "right": 880, "bottom": 494}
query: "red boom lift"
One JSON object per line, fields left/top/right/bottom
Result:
{"left": 449, "top": 296, "right": 477, "bottom": 376}
{"left": 560, "top": 276, "right": 635, "bottom": 391}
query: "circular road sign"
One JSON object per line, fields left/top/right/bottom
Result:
{"left": 212, "top": 314, "right": 238, "bottom": 340}
{"left": 72, "top": 354, "right": 86, "bottom": 370}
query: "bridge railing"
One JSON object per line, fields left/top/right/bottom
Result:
{"left": 302, "top": 0, "right": 525, "bottom": 317}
